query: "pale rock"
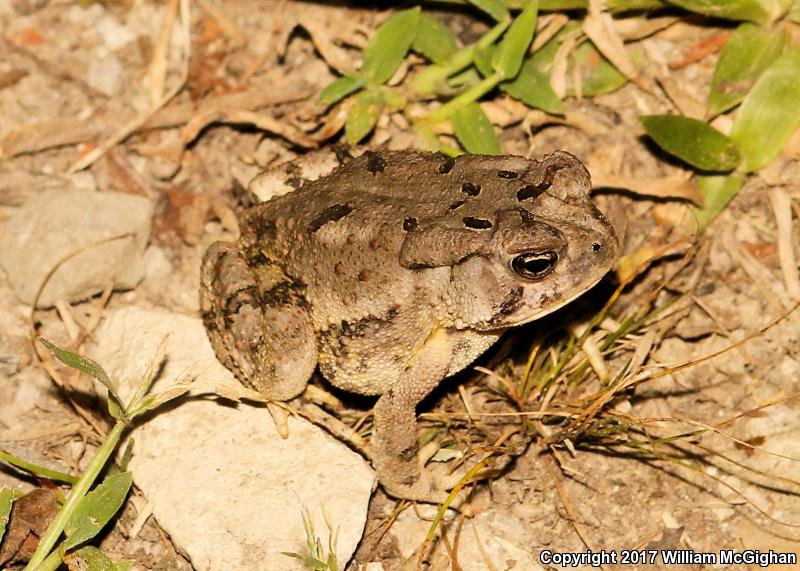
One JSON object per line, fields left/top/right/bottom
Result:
{"left": 87, "top": 52, "right": 123, "bottom": 96}
{"left": 392, "top": 507, "right": 544, "bottom": 570}
{"left": 89, "top": 307, "right": 375, "bottom": 571}
{"left": 96, "top": 14, "right": 136, "bottom": 50}
{"left": 0, "top": 190, "right": 152, "bottom": 308}
{"left": 142, "top": 245, "right": 172, "bottom": 280}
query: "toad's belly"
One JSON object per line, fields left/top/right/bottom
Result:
{"left": 316, "top": 323, "right": 501, "bottom": 396}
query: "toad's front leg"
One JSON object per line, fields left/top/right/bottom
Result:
{"left": 370, "top": 328, "right": 461, "bottom": 504}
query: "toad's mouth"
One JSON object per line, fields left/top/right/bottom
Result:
{"left": 487, "top": 272, "right": 609, "bottom": 330}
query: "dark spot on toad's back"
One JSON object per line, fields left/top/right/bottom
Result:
{"left": 365, "top": 152, "right": 386, "bottom": 174}
{"left": 498, "top": 170, "right": 518, "bottom": 179}
{"left": 461, "top": 182, "right": 481, "bottom": 196}
{"left": 517, "top": 183, "right": 548, "bottom": 202}
{"left": 437, "top": 156, "right": 455, "bottom": 174}
{"left": 286, "top": 177, "right": 304, "bottom": 189}
{"left": 308, "top": 203, "right": 353, "bottom": 232}
{"left": 463, "top": 217, "right": 493, "bottom": 229}
{"left": 449, "top": 200, "right": 465, "bottom": 210}
{"left": 403, "top": 217, "right": 417, "bottom": 232}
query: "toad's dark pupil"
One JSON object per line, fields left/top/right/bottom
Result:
{"left": 511, "top": 251, "right": 558, "bottom": 279}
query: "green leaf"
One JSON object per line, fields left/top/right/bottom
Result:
{"left": 692, "top": 175, "right": 744, "bottom": 229}
{"left": 345, "top": 89, "right": 384, "bottom": 144}
{"left": 568, "top": 41, "right": 629, "bottom": 96}
{"left": 474, "top": 44, "right": 495, "bottom": 78}
{"left": 0, "top": 488, "right": 13, "bottom": 543}
{"left": 70, "top": 546, "right": 117, "bottom": 571}
{"left": 320, "top": 75, "right": 366, "bottom": 105}
{"left": 730, "top": 47, "right": 800, "bottom": 172}
{"left": 502, "top": 58, "right": 564, "bottom": 114}
{"left": 0, "top": 449, "right": 78, "bottom": 484}
{"left": 640, "top": 115, "right": 741, "bottom": 171}
{"left": 708, "top": 23, "right": 786, "bottom": 116}
{"left": 452, "top": 103, "right": 502, "bottom": 155}
{"left": 63, "top": 472, "right": 133, "bottom": 551}
{"left": 467, "top": 0, "right": 510, "bottom": 21}
{"left": 360, "top": 7, "right": 421, "bottom": 85}
{"left": 664, "top": 0, "right": 776, "bottom": 24}
{"left": 413, "top": 14, "right": 458, "bottom": 64}
{"left": 493, "top": 1, "right": 539, "bottom": 79}
{"left": 39, "top": 338, "right": 126, "bottom": 418}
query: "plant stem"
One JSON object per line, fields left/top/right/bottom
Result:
{"left": 410, "top": 19, "right": 509, "bottom": 94}
{"left": 33, "top": 549, "right": 62, "bottom": 571}
{"left": 26, "top": 421, "right": 127, "bottom": 571}
{"left": 420, "top": 72, "right": 503, "bottom": 123}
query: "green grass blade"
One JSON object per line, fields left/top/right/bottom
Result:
{"left": 640, "top": 115, "right": 741, "bottom": 171}
{"left": 492, "top": 0, "right": 539, "bottom": 79}
{"left": 320, "top": 75, "right": 366, "bottom": 105}
{"left": 664, "top": 0, "right": 774, "bottom": 24}
{"left": 0, "top": 488, "right": 13, "bottom": 543}
{"left": 360, "top": 7, "right": 420, "bottom": 85}
{"left": 0, "top": 449, "right": 78, "bottom": 484}
{"left": 730, "top": 47, "right": 800, "bottom": 172}
{"left": 63, "top": 471, "right": 133, "bottom": 551}
{"left": 708, "top": 23, "right": 786, "bottom": 117}
{"left": 467, "top": 0, "right": 510, "bottom": 21}
{"left": 692, "top": 174, "right": 744, "bottom": 229}
{"left": 452, "top": 102, "right": 502, "bottom": 154}
{"left": 413, "top": 13, "right": 459, "bottom": 64}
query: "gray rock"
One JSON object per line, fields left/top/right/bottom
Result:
{"left": 89, "top": 307, "right": 375, "bottom": 571}
{"left": 0, "top": 190, "right": 152, "bottom": 308}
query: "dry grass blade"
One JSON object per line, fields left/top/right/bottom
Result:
{"left": 769, "top": 188, "right": 800, "bottom": 300}
{"left": 67, "top": 0, "right": 192, "bottom": 173}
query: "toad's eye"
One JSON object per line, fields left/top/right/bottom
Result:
{"left": 511, "top": 251, "right": 558, "bottom": 280}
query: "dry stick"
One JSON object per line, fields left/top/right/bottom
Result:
{"left": 549, "top": 457, "right": 609, "bottom": 571}
{"left": 769, "top": 188, "right": 800, "bottom": 301}
{"left": 67, "top": 0, "right": 191, "bottom": 174}
{"left": 195, "top": 0, "right": 247, "bottom": 45}
{"left": 148, "top": 0, "right": 178, "bottom": 106}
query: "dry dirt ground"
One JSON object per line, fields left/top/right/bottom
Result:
{"left": 2, "top": 1, "right": 800, "bottom": 570}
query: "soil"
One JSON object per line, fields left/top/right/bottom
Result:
{"left": 1, "top": 1, "right": 800, "bottom": 570}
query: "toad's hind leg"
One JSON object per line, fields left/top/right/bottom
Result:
{"left": 200, "top": 241, "right": 317, "bottom": 400}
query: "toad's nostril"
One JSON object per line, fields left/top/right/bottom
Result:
{"left": 592, "top": 242, "right": 602, "bottom": 252}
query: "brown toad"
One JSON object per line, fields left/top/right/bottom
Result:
{"left": 200, "top": 149, "right": 618, "bottom": 502}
